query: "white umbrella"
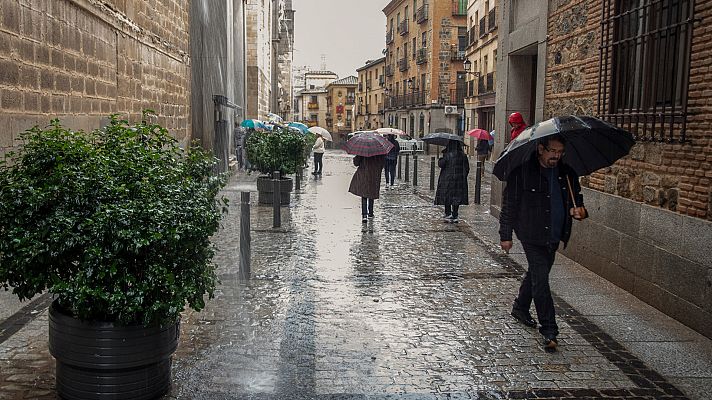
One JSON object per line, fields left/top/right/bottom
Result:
{"left": 308, "top": 126, "right": 332, "bottom": 141}
{"left": 375, "top": 127, "right": 406, "bottom": 136}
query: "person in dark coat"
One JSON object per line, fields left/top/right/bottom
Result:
{"left": 499, "top": 134, "right": 587, "bottom": 353}
{"left": 434, "top": 140, "right": 470, "bottom": 223}
{"left": 384, "top": 134, "right": 400, "bottom": 188}
{"left": 349, "top": 155, "right": 386, "bottom": 223}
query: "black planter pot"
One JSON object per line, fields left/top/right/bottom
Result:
{"left": 256, "top": 176, "right": 293, "bottom": 205}
{"left": 48, "top": 301, "right": 179, "bottom": 400}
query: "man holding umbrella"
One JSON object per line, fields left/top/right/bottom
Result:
{"left": 499, "top": 134, "right": 586, "bottom": 352}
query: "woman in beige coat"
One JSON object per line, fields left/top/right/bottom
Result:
{"left": 348, "top": 155, "right": 385, "bottom": 223}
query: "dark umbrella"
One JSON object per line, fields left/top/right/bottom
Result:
{"left": 422, "top": 132, "right": 464, "bottom": 147}
{"left": 492, "top": 115, "right": 635, "bottom": 181}
{"left": 343, "top": 131, "right": 394, "bottom": 157}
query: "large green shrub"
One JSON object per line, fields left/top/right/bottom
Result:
{"left": 246, "top": 127, "right": 308, "bottom": 177}
{"left": 0, "top": 112, "right": 228, "bottom": 326}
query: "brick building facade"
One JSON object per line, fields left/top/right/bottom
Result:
{"left": 0, "top": 0, "right": 191, "bottom": 156}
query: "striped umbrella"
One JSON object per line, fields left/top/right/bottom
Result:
{"left": 343, "top": 131, "right": 394, "bottom": 157}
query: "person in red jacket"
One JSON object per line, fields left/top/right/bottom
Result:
{"left": 508, "top": 112, "right": 527, "bottom": 141}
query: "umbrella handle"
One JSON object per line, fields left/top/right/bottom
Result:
{"left": 566, "top": 175, "right": 578, "bottom": 208}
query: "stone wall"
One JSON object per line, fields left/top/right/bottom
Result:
{"left": 245, "top": 0, "right": 272, "bottom": 120}
{"left": 0, "top": 0, "right": 191, "bottom": 156}
{"left": 545, "top": 0, "right": 711, "bottom": 221}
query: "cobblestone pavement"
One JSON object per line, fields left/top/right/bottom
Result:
{"left": 1, "top": 151, "right": 710, "bottom": 399}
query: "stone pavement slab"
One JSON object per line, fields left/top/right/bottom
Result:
{"left": 0, "top": 150, "right": 709, "bottom": 399}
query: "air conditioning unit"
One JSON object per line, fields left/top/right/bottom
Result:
{"left": 444, "top": 105, "right": 458, "bottom": 115}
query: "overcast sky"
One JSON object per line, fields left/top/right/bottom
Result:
{"left": 292, "top": 0, "right": 389, "bottom": 78}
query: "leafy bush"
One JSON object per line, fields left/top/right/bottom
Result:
{"left": 246, "top": 127, "right": 308, "bottom": 177}
{"left": 0, "top": 112, "right": 228, "bottom": 326}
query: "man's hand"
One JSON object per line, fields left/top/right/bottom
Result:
{"left": 501, "top": 240, "right": 513, "bottom": 254}
{"left": 570, "top": 206, "right": 588, "bottom": 220}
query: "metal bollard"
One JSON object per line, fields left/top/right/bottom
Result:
{"left": 429, "top": 156, "right": 436, "bottom": 190}
{"left": 405, "top": 154, "right": 410, "bottom": 183}
{"left": 295, "top": 163, "right": 301, "bottom": 190}
{"left": 413, "top": 154, "right": 418, "bottom": 186}
{"left": 397, "top": 154, "right": 402, "bottom": 179}
{"left": 273, "top": 171, "right": 281, "bottom": 227}
{"left": 474, "top": 161, "right": 482, "bottom": 204}
{"left": 239, "top": 192, "right": 251, "bottom": 280}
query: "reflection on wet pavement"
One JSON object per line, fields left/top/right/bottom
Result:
{"left": 165, "top": 152, "right": 687, "bottom": 399}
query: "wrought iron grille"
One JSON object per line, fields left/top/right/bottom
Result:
{"left": 597, "top": 0, "right": 696, "bottom": 143}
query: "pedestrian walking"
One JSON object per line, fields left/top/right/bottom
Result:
{"left": 312, "top": 133, "right": 325, "bottom": 175}
{"left": 475, "top": 138, "right": 490, "bottom": 172}
{"left": 384, "top": 134, "right": 400, "bottom": 188}
{"left": 434, "top": 140, "right": 470, "bottom": 223}
{"left": 508, "top": 112, "right": 528, "bottom": 141}
{"left": 349, "top": 155, "right": 386, "bottom": 223}
{"left": 499, "top": 134, "right": 587, "bottom": 352}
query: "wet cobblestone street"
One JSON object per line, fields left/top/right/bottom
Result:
{"left": 1, "top": 151, "right": 711, "bottom": 399}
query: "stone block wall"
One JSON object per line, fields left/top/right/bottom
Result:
{"left": 0, "top": 0, "right": 191, "bottom": 156}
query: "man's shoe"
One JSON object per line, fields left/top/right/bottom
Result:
{"left": 443, "top": 214, "right": 453, "bottom": 221}
{"left": 543, "top": 336, "right": 558, "bottom": 352}
{"left": 449, "top": 217, "right": 459, "bottom": 223}
{"left": 510, "top": 309, "right": 537, "bottom": 328}
{"left": 362, "top": 217, "right": 368, "bottom": 223}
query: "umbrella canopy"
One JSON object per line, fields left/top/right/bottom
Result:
{"left": 466, "top": 128, "right": 493, "bottom": 141}
{"left": 375, "top": 127, "right": 406, "bottom": 136}
{"left": 492, "top": 115, "right": 636, "bottom": 181}
{"left": 240, "top": 119, "right": 267, "bottom": 130}
{"left": 308, "top": 126, "right": 333, "bottom": 141}
{"left": 343, "top": 131, "right": 394, "bottom": 157}
{"left": 266, "top": 112, "right": 283, "bottom": 124}
{"left": 287, "top": 122, "right": 309, "bottom": 134}
{"left": 422, "top": 132, "right": 464, "bottom": 147}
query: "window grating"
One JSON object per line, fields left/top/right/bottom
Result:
{"left": 597, "top": 0, "right": 696, "bottom": 143}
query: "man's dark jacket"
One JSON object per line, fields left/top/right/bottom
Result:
{"left": 499, "top": 156, "right": 584, "bottom": 247}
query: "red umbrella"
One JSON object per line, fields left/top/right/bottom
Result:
{"left": 467, "top": 128, "right": 493, "bottom": 141}
{"left": 343, "top": 131, "right": 394, "bottom": 157}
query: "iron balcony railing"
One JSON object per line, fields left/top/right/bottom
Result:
{"left": 416, "top": 48, "right": 428, "bottom": 64}
{"left": 307, "top": 102, "right": 319, "bottom": 110}
{"left": 450, "top": 88, "right": 466, "bottom": 106}
{"left": 398, "top": 57, "right": 409, "bottom": 72}
{"left": 451, "top": 49, "right": 465, "bottom": 61}
{"left": 386, "top": 29, "right": 394, "bottom": 44}
{"left": 416, "top": 4, "right": 429, "bottom": 24}
{"left": 385, "top": 64, "right": 394, "bottom": 77}
{"left": 477, "top": 72, "right": 495, "bottom": 95}
{"left": 398, "top": 19, "right": 409, "bottom": 35}
{"left": 488, "top": 8, "right": 497, "bottom": 31}
{"left": 479, "top": 16, "right": 487, "bottom": 37}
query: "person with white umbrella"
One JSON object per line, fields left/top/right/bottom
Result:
{"left": 312, "top": 132, "right": 325, "bottom": 176}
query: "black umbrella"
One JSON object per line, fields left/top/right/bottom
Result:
{"left": 492, "top": 115, "right": 635, "bottom": 181}
{"left": 422, "top": 132, "right": 464, "bottom": 147}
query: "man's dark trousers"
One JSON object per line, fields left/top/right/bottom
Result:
{"left": 514, "top": 242, "right": 560, "bottom": 337}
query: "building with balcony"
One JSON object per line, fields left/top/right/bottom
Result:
{"left": 463, "top": 0, "right": 497, "bottom": 153}
{"left": 355, "top": 57, "right": 386, "bottom": 131}
{"left": 382, "top": 0, "right": 468, "bottom": 139}
{"left": 272, "top": 0, "right": 296, "bottom": 121}
{"left": 326, "top": 76, "right": 358, "bottom": 144}
{"left": 295, "top": 88, "right": 328, "bottom": 128}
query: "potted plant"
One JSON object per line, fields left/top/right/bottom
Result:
{"left": 245, "top": 127, "right": 309, "bottom": 205}
{"left": 0, "top": 111, "right": 228, "bottom": 399}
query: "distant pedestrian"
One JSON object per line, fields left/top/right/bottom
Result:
{"left": 312, "top": 133, "right": 325, "bottom": 175}
{"left": 349, "top": 154, "right": 385, "bottom": 223}
{"left": 434, "top": 140, "right": 469, "bottom": 223}
{"left": 508, "top": 112, "right": 528, "bottom": 141}
{"left": 384, "top": 134, "right": 400, "bottom": 188}
{"left": 499, "top": 134, "right": 587, "bottom": 352}
{"left": 475, "top": 138, "right": 490, "bottom": 171}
